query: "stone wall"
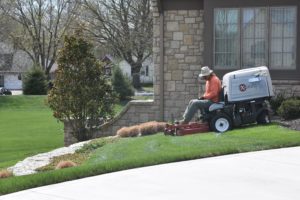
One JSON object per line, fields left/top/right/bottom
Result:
{"left": 64, "top": 100, "right": 160, "bottom": 146}
{"left": 272, "top": 80, "right": 300, "bottom": 97}
{"left": 161, "top": 10, "right": 205, "bottom": 120}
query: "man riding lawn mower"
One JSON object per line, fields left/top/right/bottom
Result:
{"left": 164, "top": 66, "right": 274, "bottom": 136}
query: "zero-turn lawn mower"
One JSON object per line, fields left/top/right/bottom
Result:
{"left": 165, "top": 66, "right": 273, "bottom": 136}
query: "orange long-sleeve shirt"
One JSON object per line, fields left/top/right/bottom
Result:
{"left": 203, "top": 75, "right": 221, "bottom": 102}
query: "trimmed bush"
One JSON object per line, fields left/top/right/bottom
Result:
{"left": 117, "top": 126, "right": 140, "bottom": 137}
{"left": 116, "top": 121, "right": 166, "bottom": 137}
{"left": 278, "top": 99, "right": 300, "bottom": 120}
{"left": 23, "top": 66, "right": 47, "bottom": 95}
{"left": 270, "top": 92, "right": 286, "bottom": 114}
{"left": 112, "top": 65, "right": 134, "bottom": 100}
{"left": 0, "top": 170, "right": 13, "bottom": 179}
{"left": 55, "top": 161, "right": 77, "bottom": 170}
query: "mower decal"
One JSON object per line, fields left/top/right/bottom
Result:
{"left": 239, "top": 84, "right": 247, "bottom": 92}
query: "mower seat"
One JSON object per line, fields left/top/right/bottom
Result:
{"left": 208, "top": 88, "right": 225, "bottom": 112}
{"left": 209, "top": 102, "right": 225, "bottom": 112}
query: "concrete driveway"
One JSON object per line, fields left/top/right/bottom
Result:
{"left": 1, "top": 147, "right": 300, "bottom": 200}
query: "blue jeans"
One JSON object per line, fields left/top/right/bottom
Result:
{"left": 183, "top": 99, "right": 213, "bottom": 122}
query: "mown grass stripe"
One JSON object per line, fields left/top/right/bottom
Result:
{"left": 1, "top": 124, "right": 300, "bottom": 195}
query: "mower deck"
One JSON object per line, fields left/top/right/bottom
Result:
{"left": 164, "top": 122, "right": 210, "bottom": 136}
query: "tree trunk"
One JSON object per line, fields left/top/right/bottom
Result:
{"left": 131, "top": 66, "right": 142, "bottom": 89}
{"left": 132, "top": 73, "right": 141, "bottom": 89}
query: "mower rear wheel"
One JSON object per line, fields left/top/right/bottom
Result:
{"left": 210, "top": 113, "right": 232, "bottom": 133}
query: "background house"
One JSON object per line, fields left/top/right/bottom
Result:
{"left": 102, "top": 55, "right": 154, "bottom": 84}
{"left": 0, "top": 42, "right": 32, "bottom": 90}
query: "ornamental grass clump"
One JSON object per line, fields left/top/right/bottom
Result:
{"left": 117, "top": 121, "right": 166, "bottom": 137}
{"left": 0, "top": 170, "right": 13, "bottom": 179}
{"left": 55, "top": 161, "right": 77, "bottom": 170}
{"left": 139, "top": 122, "right": 157, "bottom": 136}
{"left": 117, "top": 126, "right": 140, "bottom": 137}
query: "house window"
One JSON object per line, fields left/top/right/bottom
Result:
{"left": 270, "top": 7, "right": 297, "bottom": 70}
{"left": 214, "top": 6, "right": 297, "bottom": 70}
{"left": 0, "top": 75, "right": 4, "bottom": 87}
{"left": 242, "top": 8, "right": 268, "bottom": 68}
{"left": 214, "top": 9, "right": 240, "bottom": 69}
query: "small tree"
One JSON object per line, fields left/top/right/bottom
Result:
{"left": 112, "top": 65, "right": 134, "bottom": 100}
{"left": 23, "top": 66, "right": 47, "bottom": 95}
{"left": 48, "top": 33, "right": 116, "bottom": 141}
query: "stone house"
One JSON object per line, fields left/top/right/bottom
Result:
{"left": 64, "top": 0, "right": 300, "bottom": 145}
{"left": 152, "top": 0, "right": 300, "bottom": 121}
{"left": 0, "top": 42, "right": 32, "bottom": 89}
{"left": 101, "top": 55, "right": 154, "bottom": 84}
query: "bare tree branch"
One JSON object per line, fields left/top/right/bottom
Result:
{"left": 0, "top": 0, "right": 80, "bottom": 77}
{"left": 81, "top": 0, "right": 153, "bottom": 88}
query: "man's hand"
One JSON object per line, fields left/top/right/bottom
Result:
{"left": 198, "top": 96, "right": 205, "bottom": 100}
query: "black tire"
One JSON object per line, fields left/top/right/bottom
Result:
{"left": 210, "top": 113, "right": 232, "bottom": 133}
{"left": 257, "top": 110, "right": 271, "bottom": 124}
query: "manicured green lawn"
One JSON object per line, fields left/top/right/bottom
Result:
{"left": 0, "top": 96, "right": 129, "bottom": 170}
{"left": 87, "top": 124, "right": 300, "bottom": 166}
{"left": 1, "top": 124, "right": 300, "bottom": 195}
{"left": 0, "top": 96, "right": 64, "bottom": 169}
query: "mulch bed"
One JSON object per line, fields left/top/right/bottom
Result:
{"left": 272, "top": 116, "right": 300, "bottom": 131}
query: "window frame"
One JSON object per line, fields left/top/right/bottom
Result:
{"left": 204, "top": 0, "right": 300, "bottom": 80}
{"left": 213, "top": 8, "right": 241, "bottom": 70}
{"left": 269, "top": 6, "right": 298, "bottom": 70}
{"left": 213, "top": 6, "right": 297, "bottom": 70}
{"left": 241, "top": 7, "right": 269, "bottom": 68}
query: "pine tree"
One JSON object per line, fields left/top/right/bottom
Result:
{"left": 112, "top": 65, "right": 134, "bottom": 100}
{"left": 23, "top": 66, "right": 47, "bottom": 95}
{"left": 48, "top": 33, "right": 116, "bottom": 141}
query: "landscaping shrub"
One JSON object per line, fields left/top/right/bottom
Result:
{"left": 277, "top": 99, "right": 300, "bottom": 120}
{"left": 270, "top": 92, "right": 286, "bottom": 114}
{"left": 23, "top": 66, "right": 47, "bottom": 95}
{"left": 48, "top": 32, "right": 116, "bottom": 141}
{"left": 55, "top": 161, "right": 77, "bottom": 170}
{"left": 112, "top": 65, "right": 134, "bottom": 100}
{"left": 0, "top": 170, "right": 13, "bottom": 179}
